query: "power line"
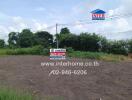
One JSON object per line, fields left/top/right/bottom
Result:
{"left": 58, "top": 13, "right": 132, "bottom": 27}
{"left": 1, "top": 13, "right": 132, "bottom": 39}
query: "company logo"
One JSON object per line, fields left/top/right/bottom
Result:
{"left": 91, "top": 9, "right": 106, "bottom": 20}
{"left": 50, "top": 49, "right": 66, "bottom": 60}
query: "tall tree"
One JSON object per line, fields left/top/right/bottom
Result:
{"left": 78, "top": 33, "right": 101, "bottom": 51}
{"left": 34, "top": 31, "right": 53, "bottom": 47}
{"left": 59, "top": 34, "right": 78, "bottom": 49}
{"left": 60, "top": 27, "right": 70, "bottom": 35}
{"left": 18, "top": 29, "right": 34, "bottom": 48}
{"left": 8, "top": 32, "right": 18, "bottom": 48}
{"left": 0, "top": 39, "right": 5, "bottom": 48}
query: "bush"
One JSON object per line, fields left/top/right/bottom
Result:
{"left": 105, "top": 40, "right": 129, "bottom": 55}
{"left": 41, "top": 48, "right": 49, "bottom": 55}
{"left": 66, "top": 47, "right": 74, "bottom": 53}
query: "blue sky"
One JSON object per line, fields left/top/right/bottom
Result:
{"left": 0, "top": 0, "right": 132, "bottom": 40}
{"left": 0, "top": 0, "right": 118, "bottom": 22}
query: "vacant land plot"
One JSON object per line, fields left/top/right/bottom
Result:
{"left": 0, "top": 56, "right": 132, "bottom": 100}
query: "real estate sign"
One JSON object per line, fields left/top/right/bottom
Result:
{"left": 50, "top": 49, "right": 66, "bottom": 60}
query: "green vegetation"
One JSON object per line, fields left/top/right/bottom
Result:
{"left": 69, "top": 51, "right": 103, "bottom": 59}
{"left": 0, "top": 27, "right": 132, "bottom": 61}
{"left": 7, "top": 29, "right": 53, "bottom": 48}
{"left": 0, "top": 87, "right": 34, "bottom": 100}
{"left": 0, "top": 27, "right": 131, "bottom": 55}
{"left": 68, "top": 51, "right": 131, "bottom": 62}
{"left": 0, "top": 39, "right": 5, "bottom": 48}
{"left": 0, "top": 47, "right": 130, "bottom": 61}
{"left": 0, "top": 45, "right": 49, "bottom": 55}
{"left": 0, "top": 86, "right": 65, "bottom": 100}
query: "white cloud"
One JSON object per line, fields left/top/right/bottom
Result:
{"left": 33, "top": 21, "right": 47, "bottom": 31}
{"left": 0, "top": 25, "right": 9, "bottom": 33}
{"left": 100, "top": 0, "right": 132, "bottom": 39}
{"left": 11, "top": 16, "right": 29, "bottom": 31}
{"left": 0, "top": 14, "right": 53, "bottom": 40}
{"left": 70, "top": 0, "right": 132, "bottom": 40}
{"left": 12, "top": 16, "right": 23, "bottom": 22}
{"left": 1, "top": 0, "right": 132, "bottom": 40}
{"left": 0, "top": 12, "right": 10, "bottom": 20}
{"left": 8, "top": 26, "right": 17, "bottom": 32}
{"left": 108, "top": 10, "right": 115, "bottom": 16}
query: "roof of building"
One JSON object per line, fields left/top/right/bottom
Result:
{"left": 91, "top": 9, "right": 106, "bottom": 14}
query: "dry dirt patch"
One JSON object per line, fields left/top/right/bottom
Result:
{"left": 0, "top": 56, "right": 132, "bottom": 100}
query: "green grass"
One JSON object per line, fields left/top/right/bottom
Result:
{"left": 68, "top": 51, "right": 131, "bottom": 62}
{"left": 0, "top": 87, "right": 34, "bottom": 100}
{"left": 0, "top": 86, "right": 65, "bottom": 100}
{"left": 0, "top": 46, "right": 49, "bottom": 56}
{"left": 0, "top": 48, "right": 131, "bottom": 62}
{"left": 0, "top": 49, "right": 8, "bottom": 55}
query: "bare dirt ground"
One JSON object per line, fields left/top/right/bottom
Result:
{"left": 0, "top": 55, "right": 132, "bottom": 100}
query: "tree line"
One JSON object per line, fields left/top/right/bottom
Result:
{"left": 0, "top": 27, "right": 132, "bottom": 55}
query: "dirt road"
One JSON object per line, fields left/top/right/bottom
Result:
{"left": 0, "top": 56, "right": 132, "bottom": 100}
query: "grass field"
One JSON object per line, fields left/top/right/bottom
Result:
{"left": 0, "top": 46, "right": 47, "bottom": 55}
{"left": 0, "top": 48, "right": 131, "bottom": 62}
{"left": 68, "top": 51, "right": 131, "bottom": 62}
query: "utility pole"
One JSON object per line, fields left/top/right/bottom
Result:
{"left": 56, "top": 23, "right": 59, "bottom": 48}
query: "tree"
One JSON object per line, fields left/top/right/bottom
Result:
{"left": 128, "top": 40, "right": 132, "bottom": 53}
{"left": 97, "top": 36, "right": 108, "bottom": 52}
{"left": 60, "top": 27, "right": 70, "bottom": 35}
{"left": 8, "top": 32, "right": 18, "bottom": 48}
{"left": 0, "top": 39, "right": 5, "bottom": 48}
{"left": 78, "top": 33, "right": 101, "bottom": 51}
{"left": 34, "top": 31, "right": 53, "bottom": 47}
{"left": 18, "top": 29, "right": 34, "bottom": 48}
{"left": 107, "top": 40, "right": 129, "bottom": 55}
{"left": 56, "top": 27, "right": 72, "bottom": 48}
{"left": 59, "top": 34, "right": 78, "bottom": 49}
{"left": 59, "top": 32, "right": 102, "bottom": 51}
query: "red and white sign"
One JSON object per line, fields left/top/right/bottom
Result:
{"left": 50, "top": 49, "right": 66, "bottom": 60}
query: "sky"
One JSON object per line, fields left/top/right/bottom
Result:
{"left": 0, "top": 0, "right": 132, "bottom": 40}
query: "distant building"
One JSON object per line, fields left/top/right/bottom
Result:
{"left": 91, "top": 9, "right": 106, "bottom": 20}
